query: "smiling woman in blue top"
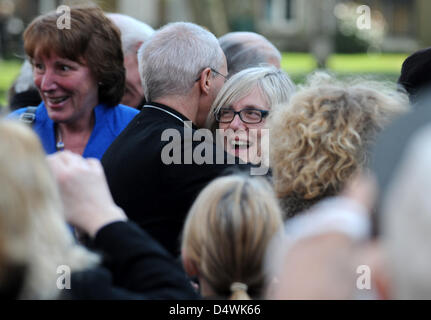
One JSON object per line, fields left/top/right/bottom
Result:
{"left": 9, "top": 5, "right": 139, "bottom": 159}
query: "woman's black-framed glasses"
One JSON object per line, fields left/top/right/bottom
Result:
{"left": 215, "top": 108, "right": 269, "bottom": 124}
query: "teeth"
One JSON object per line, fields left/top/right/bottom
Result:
{"left": 230, "top": 140, "right": 250, "bottom": 148}
{"left": 48, "top": 96, "right": 68, "bottom": 104}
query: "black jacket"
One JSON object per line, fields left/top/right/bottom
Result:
{"left": 102, "top": 102, "right": 251, "bottom": 256}
{"left": 66, "top": 221, "right": 199, "bottom": 300}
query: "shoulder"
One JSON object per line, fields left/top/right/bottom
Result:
{"left": 7, "top": 103, "right": 46, "bottom": 120}
{"left": 97, "top": 104, "right": 139, "bottom": 121}
{"left": 112, "top": 104, "right": 140, "bottom": 118}
{"left": 7, "top": 106, "right": 30, "bottom": 118}
{"left": 95, "top": 104, "right": 139, "bottom": 134}
{"left": 280, "top": 195, "right": 322, "bottom": 219}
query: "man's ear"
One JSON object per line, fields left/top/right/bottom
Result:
{"left": 181, "top": 248, "right": 199, "bottom": 277}
{"left": 197, "top": 67, "right": 212, "bottom": 95}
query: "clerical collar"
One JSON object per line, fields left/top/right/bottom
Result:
{"left": 143, "top": 102, "right": 196, "bottom": 129}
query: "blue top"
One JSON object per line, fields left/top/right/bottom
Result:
{"left": 9, "top": 102, "right": 139, "bottom": 159}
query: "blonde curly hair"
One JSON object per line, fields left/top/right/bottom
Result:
{"left": 269, "top": 72, "right": 409, "bottom": 216}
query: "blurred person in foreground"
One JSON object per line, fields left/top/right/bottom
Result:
{"left": 268, "top": 72, "right": 409, "bottom": 218}
{"left": 373, "top": 124, "right": 431, "bottom": 299}
{"left": 206, "top": 65, "right": 295, "bottom": 166}
{"left": 0, "top": 119, "right": 198, "bottom": 299}
{"left": 219, "top": 31, "right": 282, "bottom": 77}
{"left": 8, "top": 6, "right": 138, "bottom": 159}
{"left": 266, "top": 174, "right": 377, "bottom": 299}
{"left": 107, "top": 13, "right": 154, "bottom": 109}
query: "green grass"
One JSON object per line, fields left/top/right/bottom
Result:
{"left": 281, "top": 52, "right": 318, "bottom": 73}
{"left": 281, "top": 52, "right": 407, "bottom": 83}
{"left": 0, "top": 59, "right": 22, "bottom": 107}
{"left": 0, "top": 53, "right": 408, "bottom": 107}
{"left": 327, "top": 53, "right": 408, "bottom": 73}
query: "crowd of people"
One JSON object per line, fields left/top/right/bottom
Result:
{"left": 1, "top": 4, "right": 431, "bottom": 300}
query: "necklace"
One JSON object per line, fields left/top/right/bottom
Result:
{"left": 56, "top": 126, "right": 65, "bottom": 151}
{"left": 143, "top": 105, "right": 192, "bottom": 128}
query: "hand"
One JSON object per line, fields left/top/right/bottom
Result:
{"left": 47, "top": 151, "right": 127, "bottom": 237}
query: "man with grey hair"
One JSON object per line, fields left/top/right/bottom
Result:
{"left": 219, "top": 31, "right": 282, "bottom": 77}
{"left": 102, "top": 22, "right": 250, "bottom": 256}
{"left": 138, "top": 22, "right": 227, "bottom": 127}
{"left": 107, "top": 13, "right": 154, "bottom": 109}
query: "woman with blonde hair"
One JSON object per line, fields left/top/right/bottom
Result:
{"left": 207, "top": 65, "right": 295, "bottom": 165}
{"left": 0, "top": 120, "right": 199, "bottom": 299}
{"left": 0, "top": 120, "right": 98, "bottom": 299}
{"left": 269, "top": 72, "right": 409, "bottom": 218}
{"left": 181, "top": 174, "right": 284, "bottom": 300}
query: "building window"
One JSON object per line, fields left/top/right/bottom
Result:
{"left": 265, "top": 0, "right": 295, "bottom": 23}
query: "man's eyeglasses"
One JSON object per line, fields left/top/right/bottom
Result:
{"left": 195, "top": 68, "right": 228, "bottom": 82}
{"left": 215, "top": 108, "right": 269, "bottom": 124}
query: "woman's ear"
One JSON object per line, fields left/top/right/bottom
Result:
{"left": 181, "top": 248, "right": 199, "bottom": 277}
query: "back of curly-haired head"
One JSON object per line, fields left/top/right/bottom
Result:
{"left": 269, "top": 72, "right": 409, "bottom": 216}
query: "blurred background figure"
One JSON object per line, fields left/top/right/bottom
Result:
{"left": 219, "top": 31, "right": 281, "bottom": 77}
{"left": 207, "top": 65, "right": 295, "bottom": 166}
{"left": 8, "top": 6, "right": 138, "bottom": 159}
{"left": 181, "top": 174, "right": 284, "bottom": 300}
{"left": 107, "top": 13, "right": 154, "bottom": 109}
{"left": 7, "top": 59, "right": 41, "bottom": 111}
{"left": 269, "top": 72, "right": 409, "bottom": 218}
{"left": 398, "top": 46, "right": 431, "bottom": 102}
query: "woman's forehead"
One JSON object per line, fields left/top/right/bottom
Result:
{"left": 229, "top": 85, "right": 269, "bottom": 108}
{"left": 32, "top": 46, "right": 86, "bottom": 66}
